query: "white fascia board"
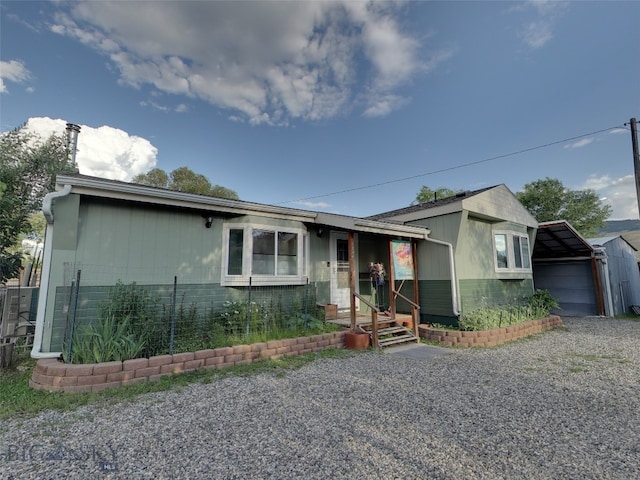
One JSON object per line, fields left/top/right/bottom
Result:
{"left": 55, "top": 175, "right": 317, "bottom": 223}
{"left": 315, "top": 212, "right": 429, "bottom": 238}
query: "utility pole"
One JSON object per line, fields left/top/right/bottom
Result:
{"left": 630, "top": 118, "right": 640, "bottom": 219}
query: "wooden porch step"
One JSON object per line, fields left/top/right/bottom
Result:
{"left": 377, "top": 326, "right": 408, "bottom": 336}
{"left": 378, "top": 334, "right": 418, "bottom": 347}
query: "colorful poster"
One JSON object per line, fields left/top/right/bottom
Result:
{"left": 392, "top": 240, "right": 414, "bottom": 280}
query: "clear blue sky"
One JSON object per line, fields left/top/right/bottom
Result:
{"left": 1, "top": 1, "right": 639, "bottom": 219}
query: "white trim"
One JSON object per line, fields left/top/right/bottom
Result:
{"left": 30, "top": 223, "right": 60, "bottom": 358}
{"left": 221, "top": 222, "right": 309, "bottom": 286}
{"left": 493, "top": 230, "right": 532, "bottom": 274}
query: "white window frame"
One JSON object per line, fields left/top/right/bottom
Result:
{"left": 493, "top": 230, "right": 532, "bottom": 273}
{"left": 222, "top": 223, "right": 309, "bottom": 286}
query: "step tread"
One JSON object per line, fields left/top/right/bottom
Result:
{"left": 378, "top": 334, "right": 418, "bottom": 347}
{"left": 377, "top": 326, "right": 409, "bottom": 335}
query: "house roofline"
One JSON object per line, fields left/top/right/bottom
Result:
{"left": 53, "top": 174, "right": 430, "bottom": 239}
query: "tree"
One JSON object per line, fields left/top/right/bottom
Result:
{"left": 414, "top": 186, "right": 457, "bottom": 204}
{"left": 516, "top": 177, "right": 612, "bottom": 237}
{"left": 131, "top": 167, "right": 168, "bottom": 188}
{"left": 0, "top": 127, "right": 74, "bottom": 282}
{"left": 132, "top": 166, "right": 239, "bottom": 200}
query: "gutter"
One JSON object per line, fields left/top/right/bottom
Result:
{"left": 31, "top": 184, "right": 72, "bottom": 358}
{"left": 423, "top": 237, "right": 460, "bottom": 317}
{"left": 42, "top": 184, "right": 72, "bottom": 224}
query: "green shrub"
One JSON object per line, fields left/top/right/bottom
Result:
{"left": 66, "top": 281, "right": 336, "bottom": 363}
{"left": 64, "top": 314, "right": 145, "bottom": 364}
{"left": 527, "top": 289, "right": 560, "bottom": 317}
{"left": 458, "top": 290, "right": 559, "bottom": 332}
{"left": 99, "top": 280, "right": 167, "bottom": 357}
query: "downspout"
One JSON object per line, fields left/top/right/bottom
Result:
{"left": 423, "top": 237, "right": 460, "bottom": 317}
{"left": 31, "top": 184, "right": 72, "bottom": 358}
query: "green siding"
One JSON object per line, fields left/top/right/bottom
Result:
{"left": 456, "top": 216, "right": 496, "bottom": 279}
{"left": 458, "top": 278, "right": 534, "bottom": 313}
{"left": 409, "top": 213, "right": 462, "bottom": 248}
{"left": 74, "top": 199, "right": 223, "bottom": 284}
{"left": 52, "top": 194, "right": 80, "bottom": 251}
{"left": 418, "top": 279, "right": 454, "bottom": 316}
{"left": 417, "top": 239, "right": 453, "bottom": 281}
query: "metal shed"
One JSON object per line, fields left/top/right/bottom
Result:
{"left": 588, "top": 236, "right": 640, "bottom": 315}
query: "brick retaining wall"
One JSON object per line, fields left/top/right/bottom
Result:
{"left": 30, "top": 331, "right": 345, "bottom": 393}
{"left": 418, "top": 315, "right": 563, "bottom": 348}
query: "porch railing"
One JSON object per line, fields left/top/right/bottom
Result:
{"left": 391, "top": 288, "right": 420, "bottom": 335}
{"left": 353, "top": 293, "right": 380, "bottom": 347}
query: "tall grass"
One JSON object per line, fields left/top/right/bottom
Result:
{"left": 458, "top": 289, "right": 559, "bottom": 331}
{"left": 65, "top": 281, "right": 336, "bottom": 364}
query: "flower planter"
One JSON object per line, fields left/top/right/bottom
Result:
{"left": 344, "top": 331, "right": 370, "bottom": 350}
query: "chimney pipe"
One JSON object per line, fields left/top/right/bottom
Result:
{"left": 65, "top": 123, "right": 81, "bottom": 167}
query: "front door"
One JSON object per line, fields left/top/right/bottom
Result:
{"left": 330, "top": 231, "right": 358, "bottom": 310}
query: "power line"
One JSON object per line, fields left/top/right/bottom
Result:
{"left": 278, "top": 124, "right": 626, "bottom": 205}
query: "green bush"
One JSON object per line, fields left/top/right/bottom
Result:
{"left": 99, "top": 280, "right": 167, "bottom": 357}
{"left": 66, "top": 281, "right": 335, "bottom": 363}
{"left": 64, "top": 314, "right": 145, "bottom": 364}
{"left": 458, "top": 290, "right": 559, "bottom": 332}
{"left": 527, "top": 289, "right": 560, "bottom": 317}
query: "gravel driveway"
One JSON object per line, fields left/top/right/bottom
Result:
{"left": 2, "top": 317, "right": 639, "bottom": 479}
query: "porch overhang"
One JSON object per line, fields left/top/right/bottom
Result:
{"left": 313, "top": 212, "right": 430, "bottom": 239}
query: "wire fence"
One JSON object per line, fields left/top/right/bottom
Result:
{"left": 61, "top": 270, "right": 333, "bottom": 364}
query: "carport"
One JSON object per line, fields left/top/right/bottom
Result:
{"left": 532, "top": 221, "right": 609, "bottom": 316}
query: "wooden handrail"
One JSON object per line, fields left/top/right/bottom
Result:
{"left": 354, "top": 293, "right": 378, "bottom": 311}
{"left": 391, "top": 289, "right": 420, "bottom": 310}
{"left": 391, "top": 289, "right": 420, "bottom": 336}
{"left": 354, "top": 293, "right": 380, "bottom": 348}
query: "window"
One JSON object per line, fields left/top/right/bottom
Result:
{"left": 227, "top": 229, "right": 244, "bottom": 275}
{"left": 493, "top": 231, "right": 532, "bottom": 273}
{"left": 513, "top": 235, "right": 530, "bottom": 269}
{"left": 494, "top": 234, "right": 508, "bottom": 269}
{"left": 223, "top": 223, "right": 308, "bottom": 285}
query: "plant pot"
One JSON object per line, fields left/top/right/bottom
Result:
{"left": 344, "top": 331, "right": 370, "bottom": 350}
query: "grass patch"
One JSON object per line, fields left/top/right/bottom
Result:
{"left": 0, "top": 347, "right": 356, "bottom": 422}
{"left": 561, "top": 351, "right": 631, "bottom": 373}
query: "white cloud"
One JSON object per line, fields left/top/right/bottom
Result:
{"left": 583, "top": 174, "right": 638, "bottom": 220}
{"left": 513, "top": 1, "right": 565, "bottom": 50}
{"left": 47, "top": 1, "right": 440, "bottom": 124}
{"left": 0, "top": 59, "right": 31, "bottom": 93}
{"left": 520, "top": 21, "right": 553, "bottom": 49}
{"left": 23, "top": 117, "right": 158, "bottom": 181}
{"left": 609, "top": 128, "right": 628, "bottom": 135}
{"left": 294, "top": 200, "right": 331, "bottom": 209}
{"left": 564, "top": 137, "right": 594, "bottom": 149}
{"left": 362, "top": 94, "right": 409, "bottom": 118}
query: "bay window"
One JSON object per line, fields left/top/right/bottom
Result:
{"left": 223, "top": 223, "right": 308, "bottom": 285}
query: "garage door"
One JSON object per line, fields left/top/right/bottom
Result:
{"left": 533, "top": 261, "right": 597, "bottom": 316}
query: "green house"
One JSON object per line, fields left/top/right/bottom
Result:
{"left": 31, "top": 174, "right": 430, "bottom": 357}
{"left": 369, "top": 185, "right": 538, "bottom": 326}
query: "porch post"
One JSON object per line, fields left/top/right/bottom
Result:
{"left": 388, "top": 238, "right": 396, "bottom": 316}
{"left": 349, "top": 231, "right": 356, "bottom": 330}
{"left": 412, "top": 240, "right": 420, "bottom": 333}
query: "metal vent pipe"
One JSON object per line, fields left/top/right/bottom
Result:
{"left": 65, "top": 123, "right": 81, "bottom": 166}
